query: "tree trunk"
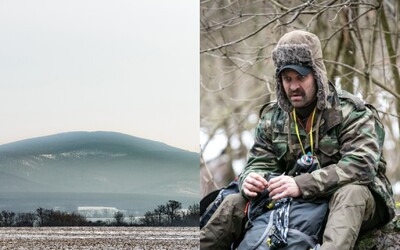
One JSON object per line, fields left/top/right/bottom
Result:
{"left": 379, "top": 3, "right": 400, "bottom": 129}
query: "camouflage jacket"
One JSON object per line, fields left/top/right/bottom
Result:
{"left": 239, "top": 84, "right": 395, "bottom": 223}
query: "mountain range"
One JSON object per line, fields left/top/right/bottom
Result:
{"left": 0, "top": 131, "right": 199, "bottom": 214}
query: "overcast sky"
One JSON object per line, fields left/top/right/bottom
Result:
{"left": 0, "top": 0, "right": 199, "bottom": 152}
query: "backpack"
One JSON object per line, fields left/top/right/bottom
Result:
{"left": 238, "top": 195, "right": 328, "bottom": 250}
{"left": 237, "top": 170, "right": 328, "bottom": 250}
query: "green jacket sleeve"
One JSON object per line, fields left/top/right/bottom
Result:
{"left": 238, "top": 108, "right": 283, "bottom": 198}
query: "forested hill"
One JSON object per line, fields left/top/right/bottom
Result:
{"left": 0, "top": 131, "right": 199, "bottom": 212}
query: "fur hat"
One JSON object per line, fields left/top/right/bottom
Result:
{"left": 271, "top": 30, "right": 329, "bottom": 112}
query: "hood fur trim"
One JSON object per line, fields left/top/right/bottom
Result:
{"left": 271, "top": 30, "right": 329, "bottom": 112}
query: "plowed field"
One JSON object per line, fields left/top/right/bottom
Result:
{"left": 0, "top": 227, "right": 199, "bottom": 249}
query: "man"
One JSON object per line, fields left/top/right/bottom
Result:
{"left": 200, "top": 30, "right": 395, "bottom": 250}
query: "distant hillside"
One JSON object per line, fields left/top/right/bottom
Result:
{"left": 0, "top": 131, "right": 199, "bottom": 213}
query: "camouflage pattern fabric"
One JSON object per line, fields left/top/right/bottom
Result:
{"left": 239, "top": 30, "right": 395, "bottom": 225}
{"left": 238, "top": 84, "right": 395, "bottom": 224}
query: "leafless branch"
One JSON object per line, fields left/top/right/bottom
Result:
{"left": 200, "top": 1, "right": 314, "bottom": 53}
{"left": 322, "top": 6, "right": 379, "bottom": 51}
{"left": 324, "top": 59, "right": 400, "bottom": 100}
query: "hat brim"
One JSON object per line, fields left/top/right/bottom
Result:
{"left": 278, "top": 65, "right": 311, "bottom": 76}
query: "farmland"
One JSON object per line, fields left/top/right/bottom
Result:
{"left": 0, "top": 227, "right": 199, "bottom": 249}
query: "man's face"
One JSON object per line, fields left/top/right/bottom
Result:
{"left": 281, "top": 69, "right": 317, "bottom": 109}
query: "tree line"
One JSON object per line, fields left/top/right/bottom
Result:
{"left": 139, "top": 200, "right": 199, "bottom": 226}
{"left": 0, "top": 200, "right": 199, "bottom": 227}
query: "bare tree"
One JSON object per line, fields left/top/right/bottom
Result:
{"left": 166, "top": 200, "right": 182, "bottom": 225}
{"left": 0, "top": 210, "right": 15, "bottom": 227}
{"left": 200, "top": 0, "right": 400, "bottom": 198}
{"left": 154, "top": 205, "right": 167, "bottom": 226}
{"left": 36, "top": 207, "right": 48, "bottom": 226}
{"left": 113, "top": 211, "right": 125, "bottom": 226}
{"left": 140, "top": 211, "right": 157, "bottom": 226}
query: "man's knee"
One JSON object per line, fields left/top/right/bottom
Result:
{"left": 330, "top": 184, "right": 374, "bottom": 208}
{"left": 200, "top": 193, "right": 248, "bottom": 249}
{"left": 222, "top": 193, "right": 248, "bottom": 210}
{"left": 204, "top": 193, "right": 247, "bottom": 227}
{"left": 322, "top": 185, "right": 376, "bottom": 249}
{"left": 209, "top": 193, "right": 247, "bottom": 224}
{"left": 327, "top": 184, "right": 377, "bottom": 231}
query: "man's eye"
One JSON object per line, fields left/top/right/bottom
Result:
{"left": 298, "top": 75, "right": 306, "bottom": 80}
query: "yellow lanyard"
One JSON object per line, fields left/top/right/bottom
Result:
{"left": 292, "top": 108, "right": 316, "bottom": 155}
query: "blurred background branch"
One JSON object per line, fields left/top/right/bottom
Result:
{"left": 200, "top": 0, "right": 400, "bottom": 202}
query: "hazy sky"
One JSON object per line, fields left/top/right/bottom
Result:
{"left": 0, "top": 0, "right": 199, "bottom": 152}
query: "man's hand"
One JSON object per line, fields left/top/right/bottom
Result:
{"left": 243, "top": 173, "right": 268, "bottom": 198}
{"left": 267, "top": 175, "right": 302, "bottom": 200}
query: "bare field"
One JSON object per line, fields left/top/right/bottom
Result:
{"left": 0, "top": 227, "right": 199, "bottom": 249}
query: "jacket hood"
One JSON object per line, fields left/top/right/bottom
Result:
{"left": 272, "top": 30, "right": 329, "bottom": 112}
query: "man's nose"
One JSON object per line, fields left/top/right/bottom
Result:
{"left": 289, "top": 81, "right": 300, "bottom": 91}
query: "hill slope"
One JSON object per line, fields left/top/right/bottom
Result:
{"left": 0, "top": 131, "right": 199, "bottom": 213}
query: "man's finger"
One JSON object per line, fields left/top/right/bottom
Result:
{"left": 249, "top": 173, "right": 268, "bottom": 186}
